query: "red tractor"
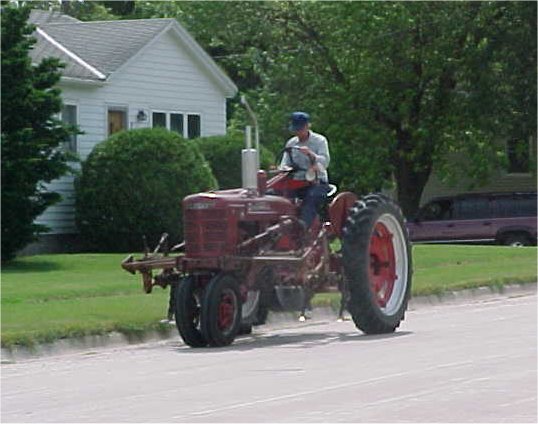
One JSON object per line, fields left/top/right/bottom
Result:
{"left": 121, "top": 102, "right": 412, "bottom": 348}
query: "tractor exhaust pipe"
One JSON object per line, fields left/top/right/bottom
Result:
{"left": 242, "top": 125, "right": 258, "bottom": 190}
{"left": 240, "top": 96, "right": 260, "bottom": 192}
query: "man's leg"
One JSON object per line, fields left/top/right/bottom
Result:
{"left": 300, "top": 184, "right": 328, "bottom": 227}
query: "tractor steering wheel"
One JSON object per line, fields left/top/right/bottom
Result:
{"left": 274, "top": 146, "right": 311, "bottom": 175}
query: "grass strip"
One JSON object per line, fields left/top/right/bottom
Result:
{"left": 1, "top": 245, "right": 536, "bottom": 348}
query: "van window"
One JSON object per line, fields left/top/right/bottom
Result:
{"left": 495, "top": 195, "right": 537, "bottom": 218}
{"left": 418, "top": 199, "right": 453, "bottom": 221}
{"left": 456, "top": 198, "right": 490, "bottom": 220}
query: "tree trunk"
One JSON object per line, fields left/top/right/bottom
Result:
{"left": 394, "top": 156, "right": 431, "bottom": 218}
{"left": 393, "top": 129, "right": 432, "bottom": 217}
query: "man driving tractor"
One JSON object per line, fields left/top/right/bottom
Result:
{"left": 164, "top": 111, "right": 331, "bottom": 324}
{"left": 279, "top": 111, "right": 331, "bottom": 228}
{"left": 127, "top": 103, "right": 412, "bottom": 347}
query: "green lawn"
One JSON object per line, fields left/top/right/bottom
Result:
{"left": 1, "top": 245, "right": 536, "bottom": 347}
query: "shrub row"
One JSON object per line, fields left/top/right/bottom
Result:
{"left": 75, "top": 128, "right": 275, "bottom": 252}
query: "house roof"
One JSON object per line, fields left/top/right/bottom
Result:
{"left": 28, "top": 11, "right": 237, "bottom": 96}
{"left": 32, "top": 29, "right": 99, "bottom": 81}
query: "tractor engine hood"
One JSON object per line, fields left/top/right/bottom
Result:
{"left": 183, "top": 190, "right": 296, "bottom": 221}
{"left": 183, "top": 190, "right": 298, "bottom": 258}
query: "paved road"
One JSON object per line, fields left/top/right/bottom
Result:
{"left": 2, "top": 292, "right": 536, "bottom": 423}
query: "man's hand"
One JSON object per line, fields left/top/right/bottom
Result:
{"left": 297, "top": 146, "right": 315, "bottom": 160}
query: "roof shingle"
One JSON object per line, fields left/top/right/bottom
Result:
{"left": 39, "top": 19, "right": 173, "bottom": 78}
{"left": 32, "top": 29, "right": 99, "bottom": 81}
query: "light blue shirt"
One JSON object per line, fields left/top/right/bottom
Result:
{"left": 279, "top": 131, "right": 330, "bottom": 183}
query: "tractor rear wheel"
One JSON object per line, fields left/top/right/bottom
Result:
{"left": 175, "top": 276, "right": 207, "bottom": 347}
{"left": 342, "top": 194, "right": 412, "bottom": 334}
{"left": 201, "top": 273, "right": 242, "bottom": 347}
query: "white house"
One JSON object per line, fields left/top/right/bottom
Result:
{"left": 27, "top": 10, "right": 237, "bottom": 250}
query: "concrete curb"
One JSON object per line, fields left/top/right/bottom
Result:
{"left": 407, "top": 281, "right": 536, "bottom": 309}
{"left": 2, "top": 282, "right": 536, "bottom": 362}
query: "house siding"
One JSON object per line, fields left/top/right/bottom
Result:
{"left": 35, "top": 28, "right": 229, "bottom": 235}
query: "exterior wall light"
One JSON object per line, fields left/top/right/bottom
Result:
{"left": 137, "top": 110, "right": 148, "bottom": 122}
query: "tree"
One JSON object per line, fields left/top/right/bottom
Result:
{"left": 44, "top": 1, "right": 537, "bottom": 215}
{"left": 131, "top": 2, "right": 536, "bottom": 215}
{"left": 245, "top": 2, "right": 537, "bottom": 214}
{"left": 194, "top": 132, "right": 275, "bottom": 189}
{"left": 28, "top": 1, "right": 117, "bottom": 21}
{"left": 1, "top": 5, "right": 76, "bottom": 262}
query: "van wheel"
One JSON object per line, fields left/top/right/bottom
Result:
{"left": 502, "top": 233, "right": 531, "bottom": 247}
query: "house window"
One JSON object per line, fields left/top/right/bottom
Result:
{"left": 507, "top": 138, "right": 530, "bottom": 174}
{"left": 61, "top": 104, "right": 77, "bottom": 153}
{"left": 108, "top": 108, "right": 127, "bottom": 135}
{"left": 152, "top": 112, "right": 167, "bottom": 128}
{"left": 187, "top": 114, "right": 201, "bottom": 139}
{"left": 170, "top": 113, "right": 184, "bottom": 134}
{"left": 151, "top": 111, "right": 201, "bottom": 138}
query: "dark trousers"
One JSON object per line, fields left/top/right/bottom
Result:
{"left": 296, "top": 183, "right": 329, "bottom": 227}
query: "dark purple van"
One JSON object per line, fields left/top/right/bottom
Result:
{"left": 407, "top": 192, "right": 537, "bottom": 246}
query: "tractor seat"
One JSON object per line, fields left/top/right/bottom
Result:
{"left": 327, "top": 184, "right": 338, "bottom": 198}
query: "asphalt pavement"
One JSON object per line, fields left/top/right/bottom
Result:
{"left": 1, "top": 290, "right": 536, "bottom": 423}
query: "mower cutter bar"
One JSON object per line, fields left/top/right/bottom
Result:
{"left": 121, "top": 254, "right": 180, "bottom": 274}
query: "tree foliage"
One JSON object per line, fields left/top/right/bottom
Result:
{"left": 1, "top": 4, "right": 75, "bottom": 262}
{"left": 193, "top": 132, "right": 275, "bottom": 190}
{"left": 122, "top": 1, "right": 536, "bottom": 215}
{"left": 30, "top": 1, "right": 537, "bottom": 215}
{"left": 75, "top": 128, "right": 217, "bottom": 252}
{"left": 28, "top": 0, "right": 117, "bottom": 21}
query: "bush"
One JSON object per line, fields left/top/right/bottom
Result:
{"left": 193, "top": 132, "right": 275, "bottom": 189}
{"left": 75, "top": 128, "right": 217, "bottom": 252}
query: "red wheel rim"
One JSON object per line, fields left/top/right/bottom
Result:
{"left": 217, "top": 290, "right": 236, "bottom": 333}
{"left": 368, "top": 222, "right": 397, "bottom": 307}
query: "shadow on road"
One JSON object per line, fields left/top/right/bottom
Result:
{"left": 171, "top": 330, "right": 413, "bottom": 354}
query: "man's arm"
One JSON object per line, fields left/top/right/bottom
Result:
{"left": 313, "top": 136, "right": 330, "bottom": 169}
{"left": 279, "top": 139, "right": 294, "bottom": 169}
{"left": 297, "top": 136, "right": 330, "bottom": 168}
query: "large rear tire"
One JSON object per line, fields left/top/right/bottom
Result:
{"left": 342, "top": 194, "right": 412, "bottom": 334}
{"left": 175, "top": 276, "right": 207, "bottom": 347}
{"left": 201, "top": 273, "right": 242, "bottom": 347}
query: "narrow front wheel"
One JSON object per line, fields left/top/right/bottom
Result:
{"left": 175, "top": 276, "right": 207, "bottom": 347}
{"left": 201, "top": 273, "right": 242, "bottom": 347}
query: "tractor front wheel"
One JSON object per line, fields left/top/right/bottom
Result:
{"left": 342, "top": 194, "right": 412, "bottom": 334}
{"left": 175, "top": 276, "right": 207, "bottom": 348}
{"left": 201, "top": 273, "right": 242, "bottom": 347}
